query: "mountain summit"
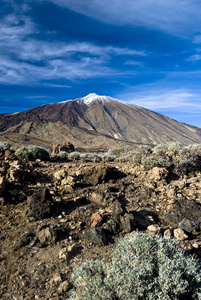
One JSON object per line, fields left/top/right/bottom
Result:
{"left": 0, "top": 93, "right": 201, "bottom": 150}
{"left": 64, "top": 93, "right": 125, "bottom": 106}
{"left": 80, "top": 93, "right": 112, "bottom": 105}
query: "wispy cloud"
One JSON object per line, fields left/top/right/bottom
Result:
{"left": 193, "top": 34, "right": 201, "bottom": 44}
{"left": 25, "top": 95, "right": 54, "bottom": 99}
{"left": 47, "top": 0, "right": 201, "bottom": 37}
{"left": 124, "top": 60, "right": 143, "bottom": 67}
{"left": 117, "top": 89, "right": 201, "bottom": 113}
{"left": 186, "top": 54, "right": 201, "bottom": 62}
{"left": 0, "top": 12, "right": 146, "bottom": 85}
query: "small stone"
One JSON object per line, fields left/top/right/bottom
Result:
{"left": 50, "top": 273, "right": 62, "bottom": 287}
{"left": 91, "top": 210, "right": 104, "bottom": 227}
{"left": 179, "top": 240, "right": 193, "bottom": 251}
{"left": 58, "top": 281, "right": 70, "bottom": 295}
{"left": 164, "top": 229, "right": 172, "bottom": 239}
{"left": 37, "top": 227, "right": 57, "bottom": 247}
{"left": 174, "top": 228, "right": 188, "bottom": 241}
{"left": 147, "top": 224, "right": 160, "bottom": 233}
{"left": 59, "top": 248, "right": 68, "bottom": 260}
{"left": 191, "top": 240, "right": 201, "bottom": 249}
{"left": 67, "top": 243, "right": 75, "bottom": 252}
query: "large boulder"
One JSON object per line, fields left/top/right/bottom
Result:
{"left": 81, "top": 165, "right": 124, "bottom": 186}
{"left": 26, "top": 188, "right": 53, "bottom": 220}
{"left": 88, "top": 191, "right": 116, "bottom": 207}
{"left": 163, "top": 198, "right": 201, "bottom": 234}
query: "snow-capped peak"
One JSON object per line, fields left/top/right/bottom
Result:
{"left": 59, "top": 93, "right": 136, "bottom": 108}
{"left": 81, "top": 93, "right": 121, "bottom": 106}
{"left": 82, "top": 93, "right": 105, "bottom": 105}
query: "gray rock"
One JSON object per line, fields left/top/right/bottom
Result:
{"left": 112, "top": 200, "right": 123, "bottom": 217}
{"left": 120, "top": 213, "right": 135, "bottom": 233}
{"left": 83, "top": 227, "right": 106, "bottom": 244}
{"left": 179, "top": 218, "right": 193, "bottom": 233}
{"left": 37, "top": 227, "right": 57, "bottom": 247}
{"left": 164, "top": 199, "right": 201, "bottom": 227}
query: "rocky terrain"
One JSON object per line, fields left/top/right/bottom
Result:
{"left": 1, "top": 153, "right": 201, "bottom": 299}
{"left": 1, "top": 93, "right": 201, "bottom": 151}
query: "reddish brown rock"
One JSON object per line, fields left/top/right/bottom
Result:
{"left": 91, "top": 211, "right": 104, "bottom": 227}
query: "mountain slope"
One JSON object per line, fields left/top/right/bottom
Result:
{"left": 1, "top": 93, "right": 201, "bottom": 150}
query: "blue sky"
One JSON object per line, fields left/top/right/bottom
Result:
{"left": 1, "top": 0, "right": 201, "bottom": 127}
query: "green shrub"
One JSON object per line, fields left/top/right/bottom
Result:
{"left": 71, "top": 232, "right": 201, "bottom": 300}
{"left": 141, "top": 155, "right": 172, "bottom": 169}
{"left": 15, "top": 145, "right": 50, "bottom": 161}
{"left": 68, "top": 151, "right": 81, "bottom": 161}
{"left": 153, "top": 143, "right": 168, "bottom": 156}
{"left": 80, "top": 153, "right": 102, "bottom": 162}
{"left": 116, "top": 151, "right": 135, "bottom": 162}
{"left": 167, "top": 142, "right": 182, "bottom": 156}
{"left": 101, "top": 150, "right": 116, "bottom": 162}
{"left": 57, "top": 151, "right": 69, "bottom": 160}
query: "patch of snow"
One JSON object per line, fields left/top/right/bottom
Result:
{"left": 80, "top": 93, "right": 135, "bottom": 107}
{"left": 57, "top": 99, "right": 73, "bottom": 104}
{"left": 82, "top": 93, "right": 102, "bottom": 105}
{"left": 56, "top": 93, "right": 138, "bottom": 108}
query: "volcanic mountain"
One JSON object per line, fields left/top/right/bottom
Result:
{"left": 1, "top": 93, "right": 201, "bottom": 150}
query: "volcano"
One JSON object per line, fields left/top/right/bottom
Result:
{"left": 1, "top": 93, "right": 201, "bottom": 150}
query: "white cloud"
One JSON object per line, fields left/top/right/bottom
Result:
{"left": 124, "top": 60, "right": 143, "bottom": 67}
{"left": 116, "top": 89, "right": 201, "bottom": 113}
{"left": 17, "top": 41, "right": 147, "bottom": 61}
{"left": 47, "top": 0, "right": 201, "bottom": 37}
{"left": 0, "top": 13, "right": 146, "bottom": 84}
{"left": 193, "top": 34, "right": 201, "bottom": 44}
{"left": 186, "top": 54, "right": 201, "bottom": 62}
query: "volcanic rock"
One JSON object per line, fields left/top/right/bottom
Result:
{"left": 26, "top": 188, "right": 53, "bottom": 220}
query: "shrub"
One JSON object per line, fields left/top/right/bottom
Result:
{"left": 80, "top": 153, "right": 102, "bottom": 162}
{"left": 167, "top": 142, "right": 182, "bottom": 156}
{"left": 153, "top": 143, "right": 168, "bottom": 156}
{"left": 68, "top": 151, "right": 81, "bottom": 161}
{"left": 169, "top": 144, "right": 201, "bottom": 175}
{"left": 100, "top": 150, "right": 116, "bottom": 162}
{"left": 116, "top": 151, "right": 135, "bottom": 162}
{"left": 141, "top": 155, "right": 172, "bottom": 169}
{"left": 0, "top": 142, "right": 11, "bottom": 152}
{"left": 57, "top": 151, "right": 68, "bottom": 160}
{"left": 71, "top": 232, "right": 201, "bottom": 300}
{"left": 91, "top": 154, "right": 102, "bottom": 162}
{"left": 15, "top": 145, "right": 50, "bottom": 161}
